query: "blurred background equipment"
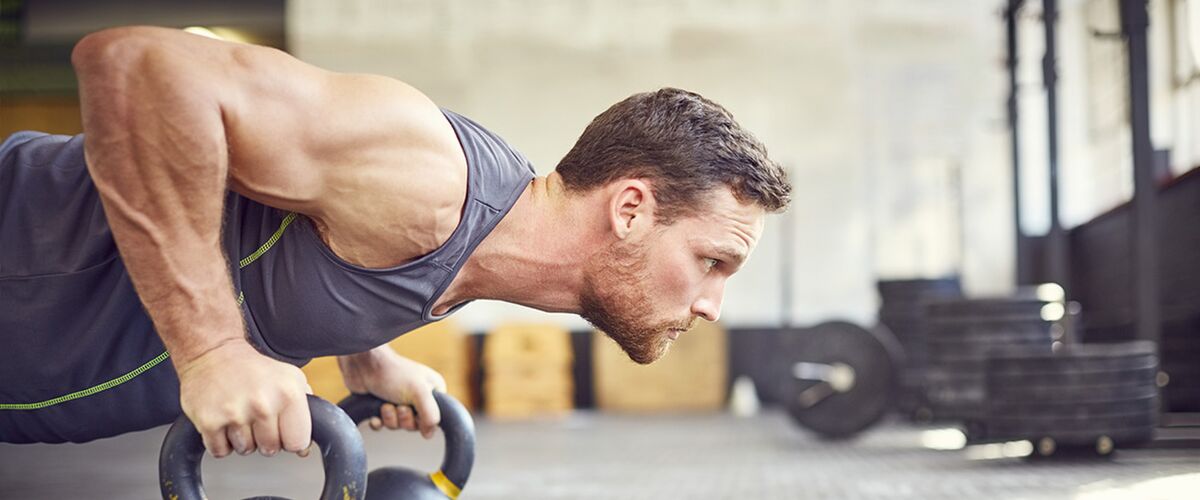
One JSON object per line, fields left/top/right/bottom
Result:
{"left": 972, "top": 341, "right": 1161, "bottom": 456}
{"left": 593, "top": 320, "right": 728, "bottom": 413}
{"left": 921, "top": 287, "right": 1068, "bottom": 423}
{"left": 482, "top": 323, "right": 574, "bottom": 420}
{"left": 876, "top": 277, "right": 964, "bottom": 421}
{"left": 779, "top": 321, "right": 902, "bottom": 439}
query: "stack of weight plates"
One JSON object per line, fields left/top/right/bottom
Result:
{"left": 971, "top": 341, "right": 1159, "bottom": 456}
{"left": 876, "top": 277, "right": 962, "bottom": 419}
{"left": 923, "top": 292, "right": 1062, "bottom": 422}
{"left": 1161, "top": 314, "right": 1200, "bottom": 412}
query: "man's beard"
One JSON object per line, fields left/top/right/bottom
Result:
{"left": 580, "top": 239, "right": 692, "bottom": 365}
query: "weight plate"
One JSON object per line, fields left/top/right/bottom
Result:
{"left": 985, "top": 396, "right": 1159, "bottom": 419}
{"left": 925, "top": 297, "right": 1051, "bottom": 320}
{"left": 987, "top": 366, "right": 1160, "bottom": 388}
{"left": 990, "top": 340, "right": 1157, "bottom": 360}
{"left": 989, "top": 355, "right": 1161, "bottom": 377}
{"left": 877, "top": 278, "right": 962, "bottom": 303}
{"left": 928, "top": 338, "right": 1053, "bottom": 361}
{"left": 926, "top": 328, "right": 1051, "bottom": 345}
{"left": 780, "top": 321, "right": 900, "bottom": 439}
{"left": 923, "top": 369, "right": 987, "bottom": 421}
{"left": 926, "top": 325, "right": 1054, "bottom": 342}
{"left": 927, "top": 401, "right": 986, "bottom": 421}
{"left": 925, "top": 365, "right": 985, "bottom": 382}
{"left": 879, "top": 308, "right": 928, "bottom": 324}
{"left": 985, "top": 342, "right": 1159, "bottom": 374}
{"left": 987, "top": 383, "right": 1159, "bottom": 405}
{"left": 926, "top": 315, "right": 1054, "bottom": 330}
{"left": 988, "top": 354, "right": 1159, "bottom": 378}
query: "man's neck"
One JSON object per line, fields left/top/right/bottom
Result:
{"left": 433, "top": 173, "right": 594, "bottom": 315}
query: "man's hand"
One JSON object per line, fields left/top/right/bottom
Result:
{"left": 177, "top": 341, "right": 313, "bottom": 458}
{"left": 338, "top": 347, "right": 448, "bottom": 439}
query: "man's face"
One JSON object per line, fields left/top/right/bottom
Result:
{"left": 580, "top": 188, "right": 765, "bottom": 364}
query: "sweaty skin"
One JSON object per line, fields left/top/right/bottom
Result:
{"left": 71, "top": 26, "right": 766, "bottom": 457}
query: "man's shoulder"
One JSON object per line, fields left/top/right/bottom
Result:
{"left": 440, "top": 109, "right": 535, "bottom": 176}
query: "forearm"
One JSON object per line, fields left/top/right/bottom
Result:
{"left": 73, "top": 28, "right": 245, "bottom": 367}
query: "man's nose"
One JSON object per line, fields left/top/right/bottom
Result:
{"left": 690, "top": 280, "right": 725, "bottom": 322}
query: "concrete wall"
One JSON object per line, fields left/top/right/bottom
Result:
{"left": 288, "top": 0, "right": 1015, "bottom": 331}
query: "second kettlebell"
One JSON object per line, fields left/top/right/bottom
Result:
{"left": 339, "top": 391, "right": 476, "bottom": 500}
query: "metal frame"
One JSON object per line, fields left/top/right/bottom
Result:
{"left": 1007, "top": 0, "right": 1197, "bottom": 445}
{"left": 1006, "top": 0, "right": 1029, "bottom": 286}
{"left": 1042, "top": 0, "right": 1071, "bottom": 297}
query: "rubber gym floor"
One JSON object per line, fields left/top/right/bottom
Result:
{"left": 1, "top": 409, "right": 1197, "bottom": 499}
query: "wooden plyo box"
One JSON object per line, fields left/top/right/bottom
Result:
{"left": 483, "top": 323, "right": 574, "bottom": 419}
{"left": 593, "top": 321, "right": 729, "bottom": 413}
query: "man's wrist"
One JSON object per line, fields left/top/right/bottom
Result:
{"left": 171, "top": 336, "right": 255, "bottom": 375}
{"left": 339, "top": 345, "right": 399, "bottom": 371}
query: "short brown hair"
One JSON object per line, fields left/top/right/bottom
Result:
{"left": 555, "top": 88, "right": 791, "bottom": 223}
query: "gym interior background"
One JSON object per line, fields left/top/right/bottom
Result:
{"left": 2, "top": 0, "right": 1199, "bottom": 498}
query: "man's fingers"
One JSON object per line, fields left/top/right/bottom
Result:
{"left": 279, "top": 394, "right": 312, "bottom": 454}
{"left": 252, "top": 417, "right": 281, "bottom": 456}
{"left": 227, "top": 424, "right": 256, "bottom": 455}
{"left": 397, "top": 406, "right": 417, "bottom": 432}
{"left": 381, "top": 403, "right": 401, "bottom": 430}
{"left": 202, "top": 426, "right": 233, "bottom": 458}
{"left": 412, "top": 390, "right": 441, "bottom": 439}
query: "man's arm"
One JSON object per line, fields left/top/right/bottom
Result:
{"left": 71, "top": 26, "right": 457, "bottom": 456}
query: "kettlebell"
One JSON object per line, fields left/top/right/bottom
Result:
{"left": 159, "top": 395, "right": 368, "bottom": 500}
{"left": 338, "top": 391, "right": 476, "bottom": 500}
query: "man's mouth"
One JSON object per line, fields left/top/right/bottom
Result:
{"left": 667, "top": 329, "right": 683, "bottom": 341}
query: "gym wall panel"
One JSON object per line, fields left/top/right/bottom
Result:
{"left": 1068, "top": 165, "right": 1200, "bottom": 334}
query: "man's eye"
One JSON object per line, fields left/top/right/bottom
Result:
{"left": 704, "top": 258, "right": 719, "bottom": 270}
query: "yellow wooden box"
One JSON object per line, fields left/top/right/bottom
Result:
{"left": 593, "top": 320, "right": 729, "bottom": 413}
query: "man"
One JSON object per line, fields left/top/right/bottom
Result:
{"left": 0, "top": 26, "right": 791, "bottom": 458}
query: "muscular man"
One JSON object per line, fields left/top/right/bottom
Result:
{"left": 0, "top": 27, "right": 791, "bottom": 457}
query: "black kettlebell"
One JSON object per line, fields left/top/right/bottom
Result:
{"left": 338, "top": 391, "right": 476, "bottom": 500}
{"left": 159, "top": 395, "right": 368, "bottom": 500}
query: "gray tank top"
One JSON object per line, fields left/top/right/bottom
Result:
{"left": 1, "top": 109, "right": 534, "bottom": 365}
{"left": 228, "top": 109, "right": 534, "bottom": 362}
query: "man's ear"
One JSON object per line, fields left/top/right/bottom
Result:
{"left": 606, "top": 179, "right": 656, "bottom": 240}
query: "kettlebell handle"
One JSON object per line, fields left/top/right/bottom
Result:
{"left": 338, "top": 391, "right": 476, "bottom": 496}
{"left": 159, "top": 394, "right": 368, "bottom": 500}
